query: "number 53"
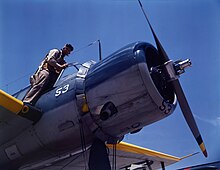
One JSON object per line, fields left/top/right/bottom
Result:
{"left": 55, "top": 84, "right": 70, "bottom": 97}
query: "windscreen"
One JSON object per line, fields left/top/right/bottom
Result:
{"left": 54, "top": 62, "right": 81, "bottom": 86}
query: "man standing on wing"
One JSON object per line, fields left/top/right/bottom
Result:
{"left": 23, "top": 44, "right": 74, "bottom": 105}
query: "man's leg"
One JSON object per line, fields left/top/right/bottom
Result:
{"left": 23, "top": 70, "right": 49, "bottom": 105}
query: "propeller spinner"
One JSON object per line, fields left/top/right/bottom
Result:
{"left": 138, "top": 0, "right": 207, "bottom": 157}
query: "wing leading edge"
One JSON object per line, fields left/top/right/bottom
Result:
{"left": 19, "top": 141, "right": 193, "bottom": 170}
{"left": 107, "top": 141, "right": 183, "bottom": 169}
{"left": 0, "top": 90, "right": 42, "bottom": 146}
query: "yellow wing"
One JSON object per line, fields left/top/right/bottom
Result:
{"left": 0, "top": 90, "right": 42, "bottom": 146}
{"left": 107, "top": 142, "right": 183, "bottom": 169}
{"left": 19, "top": 141, "right": 193, "bottom": 170}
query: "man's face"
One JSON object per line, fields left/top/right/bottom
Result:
{"left": 63, "top": 47, "right": 72, "bottom": 56}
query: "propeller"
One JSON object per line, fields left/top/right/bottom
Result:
{"left": 138, "top": 0, "right": 207, "bottom": 157}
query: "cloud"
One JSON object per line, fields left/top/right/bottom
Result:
{"left": 194, "top": 114, "right": 220, "bottom": 127}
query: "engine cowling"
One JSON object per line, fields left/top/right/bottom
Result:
{"left": 84, "top": 42, "right": 177, "bottom": 143}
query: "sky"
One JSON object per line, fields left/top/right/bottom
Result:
{"left": 0, "top": 0, "right": 220, "bottom": 169}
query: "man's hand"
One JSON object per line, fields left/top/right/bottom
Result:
{"left": 61, "top": 63, "right": 69, "bottom": 69}
{"left": 55, "top": 63, "right": 68, "bottom": 73}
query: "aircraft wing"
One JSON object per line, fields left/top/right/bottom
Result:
{"left": 0, "top": 90, "right": 41, "bottom": 146}
{"left": 107, "top": 141, "right": 182, "bottom": 169}
{"left": 19, "top": 142, "right": 188, "bottom": 170}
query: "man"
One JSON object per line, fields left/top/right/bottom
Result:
{"left": 23, "top": 44, "right": 74, "bottom": 105}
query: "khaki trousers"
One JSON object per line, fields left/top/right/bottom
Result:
{"left": 23, "top": 70, "right": 57, "bottom": 105}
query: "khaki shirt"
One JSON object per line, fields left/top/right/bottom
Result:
{"left": 41, "top": 49, "right": 66, "bottom": 74}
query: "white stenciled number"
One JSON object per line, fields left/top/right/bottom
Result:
{"left": 62, "top": 84, "right": 69, "bottom": 93}
{"left": 55, "top": 87, "right": 62, "bottom": 97}
{"left": 55, "top": 84, "right": 70, "bottom": 97}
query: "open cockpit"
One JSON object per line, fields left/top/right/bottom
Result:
{"left": 12, "top": 61, "right": 96, "bottom": 102}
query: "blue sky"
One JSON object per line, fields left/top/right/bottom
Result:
{"left": 0, "top": 0, "right": 220, "bottom": 169}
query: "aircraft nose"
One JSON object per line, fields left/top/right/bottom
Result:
{"left": 83, "top": 42, "right": 176, "bottom": 142}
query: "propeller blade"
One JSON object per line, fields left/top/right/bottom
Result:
{"left": 89, "top": 138, "right": 111, "bottom": 170}
{"left": 138, "top": 0, "right": 207, "bottom": 157}
{"left": 138, "top": 0, "right": 169, "bottom": 63}
{"left": 172, "top": 79, "right": 207, "bottom": 157}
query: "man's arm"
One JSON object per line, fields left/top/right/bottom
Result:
{"left": 47, "top": 49, "right": 68, "bottom": 72}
